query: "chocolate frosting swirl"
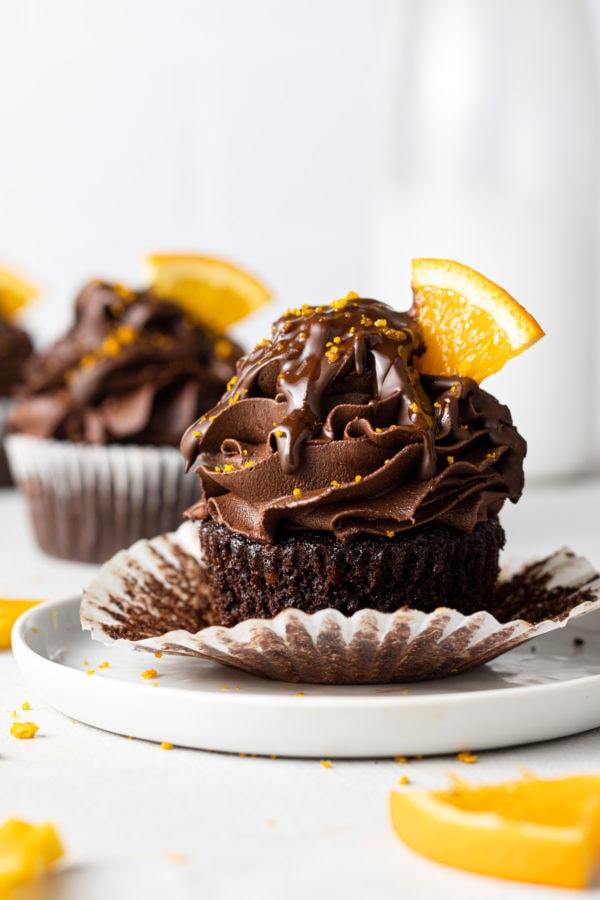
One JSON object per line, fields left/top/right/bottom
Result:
{"left": 0, "top": 315, "right": 32, "bottom": 396}
{"left": 182, "top": 295, "right": 526, "bottom": 542}
{"left": 9, "top": 280, "right": 240, "bottom": 446}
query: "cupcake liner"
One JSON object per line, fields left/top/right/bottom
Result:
{"left": 80, "top": 521, "right": 600, "bottom": 683}
{"left": 5, "top": 434, "right": 201, "bottom": 564}
{"left": 0, "top": 397, "right": 15, "bottom": 486}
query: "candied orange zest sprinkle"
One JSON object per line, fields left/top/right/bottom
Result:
{"left": 321, "top": 760, "right": 332, "bottom": 769}
{"left": 457, "top": 751, "right": 478, "bottom": 764}
{"left": 10, "top": 721, "right": 39, "bottom": 740}
{"left": 161, "top": 742, "right": 173, "bottom": 750}
{"left": 141, "top": 669, "right": 158, "bottom": 679}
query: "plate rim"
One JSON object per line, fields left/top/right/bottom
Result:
{"left": 13, "top": 597, "right": 600, "bottom": 759}
{"left": 12, "top": 596, "right": 600, "bottom": 710}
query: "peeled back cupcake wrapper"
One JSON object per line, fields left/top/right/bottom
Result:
{"left": 5, "top": 434, "right": 200, "bottom": 564}
{"left": 80, "top": 521, "right": 600, "bottom": 684}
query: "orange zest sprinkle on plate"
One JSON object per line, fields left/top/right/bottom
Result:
{"left": 141, "top": 669, "right": 158, "bottom": 679}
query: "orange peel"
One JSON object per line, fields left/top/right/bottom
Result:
{"left": 390, "top": 773, "right": 600, "bottom": 889}
{"left": 411, "top": 258, "right": 544, "bottom": 382}
{"left": 0, "top": 599, "right": 43, "bottom": 649}
{"left": 142, "top": 253, "right": 271, "bottom": 334}
{"left": 0, "top": 264, "right": 38, "bottom": 320}
{"left": 0, "top": 819, "right": 63, "bottom": 894}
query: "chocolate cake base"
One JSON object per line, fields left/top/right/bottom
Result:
{"left": 199, "top": 518, "right": 506, "bottom": 627}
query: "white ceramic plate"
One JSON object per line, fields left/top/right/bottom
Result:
{"left": 12, "top": 596, "right": 600, "bottom": 758}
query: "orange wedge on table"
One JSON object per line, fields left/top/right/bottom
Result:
{"left": 0, "top": 599, "right": 42, "bottom": 648}
{"left": 0, "top": 819, "right": 63, "bottom": 894}
{"left": 0, "top": 264, "right": 38, "bottom": 320}
{"left": 390, "top": 774, "right": 600, "bottom": 889}
{"left": 143, "top": 253, "right": 272, "bottom": 334}
{"left": 411, "top": 258, "right": 544, "bottom": 382}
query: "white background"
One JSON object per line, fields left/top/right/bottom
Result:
{"left": 2, "top": 0, "right": 600, "bottom": 476}
{"left": 0, "top": 0, "right": 402, "bottom": 344}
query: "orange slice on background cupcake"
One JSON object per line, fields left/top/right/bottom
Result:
{"left": 142, "top": 253, "right": 272, "bottom": 334}
{"left": 411, "top": 258, "right": 545, "bottom": 382}
{"left": 0, "top": 263, "right": 39, "bottom": 320}
{"left": 390, "top": 773, "right": 600, "bottom": 889}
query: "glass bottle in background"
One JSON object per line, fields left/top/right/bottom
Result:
{"left": 371, "top": 0, "right": 599, "bottom": 480}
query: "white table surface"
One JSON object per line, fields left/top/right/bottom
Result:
{"left": 2, "top": 479, "right": 600, "bottom": 900}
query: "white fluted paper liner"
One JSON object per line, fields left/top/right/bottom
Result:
{"left": 5, "top": 433, "right": 200, "bottom": 564}
{"left": 80, "top": 521, "right": 600, "bottom": 683}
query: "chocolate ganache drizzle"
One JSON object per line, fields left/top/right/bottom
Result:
{"left": 182, "top": 294, "right": 526, "bottom": 542}
{"left": 9, "top": 280, "right": 240, "bottom": 446}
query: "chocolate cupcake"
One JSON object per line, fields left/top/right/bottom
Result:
{"left": 6, "top": 280, "right": 241, "bottom": 562}
{"left": 181, "top": 293, "right": 526, "bottom": 626}
{"left": 0, "top": 311, "right": 33, "bottom": 486}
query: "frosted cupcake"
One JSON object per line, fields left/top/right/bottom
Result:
{"left": 181, "top": 283, "right": 534, "bottom": 625}
{"left": 7, "top": 280, "right": 241, "bottom": 562}
{"left": 0, "top": 265, "right": 35, "bottom": 487}
{"left": 84, "top": 263, "right": 600, "bottom": 688}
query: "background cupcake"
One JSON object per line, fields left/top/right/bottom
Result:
{"left": 181, "top": 260, "right": 543, "bottom": 628}
{"left": 6, "top": 266, "right": 267, "bottom": 562}
{"left": 0, "top": 264, "right": 36, "bottom": 486}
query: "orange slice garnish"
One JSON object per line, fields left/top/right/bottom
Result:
{"left": 0, "top": 264, "right": 38, "bottom": 320}
{"left": 390, "top": 774, "right": 600, "bottom": 889}
{"left": 0, "top": 819, "right": 63, "bottom": 894}
{"left": 142, "top": 253, "right": 272, "bottom": 334}
{"left": 411, "top": 258, "right": 544, "bottom": 382}
{"left": 0, "top": 599, "right": 43, "bottom": 648}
